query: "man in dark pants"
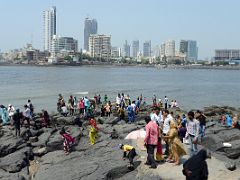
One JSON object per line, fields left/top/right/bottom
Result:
{"left": 162, "top": 110, "right": 173, "bottom": 155}
{"left": 13, "top": 109, "right": 23, "bottom": 136}
{"left": 119, "top": 144, "right": 137, "bottom": 169}
{"left": 144, "top": 116, "right": 158, "bottom": 169}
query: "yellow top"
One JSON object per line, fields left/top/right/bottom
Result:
{"left": 123, "top": 145, "right": 134, "bottom": 152}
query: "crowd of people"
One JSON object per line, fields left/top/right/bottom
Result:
{"left": 0, "top": 100, "right": 50, "bottom": 136}
{"left": 1, "top": 93, "right": 239, "bottom": 180}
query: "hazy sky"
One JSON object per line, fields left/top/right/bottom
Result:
{"left": 1, "top": 0, "right": 240, "bottom": 59}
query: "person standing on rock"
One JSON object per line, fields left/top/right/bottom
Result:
{"left": 8, "top": 104, "right": 15, "bottom": 125}
{"left": 144, "top": 116, "right": 158, "bottom": 169}
{"left": 151, "top": 107, "right": 164, "bottom": 161}
{"left": 89, "top": 117, "right": 99, "bottom": 145}
{"left": 195, "top": 110, "right": 206, "bottom": 141}
{"left": 163, "top": 122, "right": 186, "bottom": 165}
{"left": 116, "top": 93, "right": 121, "bottom": 107}
{"left": 68, "top": 95, "right": 74, "bottom": 116}
{"left": 104, "top": 94, "right": 108, "bottom": 104}
{"left": 162, "top": 109, "right": 174, "bottom": 156}
{"left": 23, "top": 104, "right": 31, "bottom": 127}
{"left": 27, "top": 99, "right": 34, "bottom": 117}
{"left": 185, "top": 111, "right": 200, "bottom": 157}
{"left": 164, "top": 96, "right": 168, "bottom": 110}
{"left": 13, "top": 109, "right": 23, "bottom": 136}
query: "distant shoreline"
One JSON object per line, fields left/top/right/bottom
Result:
{"left": 1, "top": 61, "right": 240, "bottom": 70}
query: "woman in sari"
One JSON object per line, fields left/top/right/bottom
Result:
{"left": 164, "top": 122, "right": 187, "bottom": 165}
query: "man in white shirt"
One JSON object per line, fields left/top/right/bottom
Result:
{"left": 150, "top": 107, "right": 162, "bottom": 126}
{"left": 185, "top": 111, "right": 200, "bottom": 157}
{"left": 161, "top": 109, "right": 173, "bottom": 155}
{"left": 23, "top": 104, "right": 31, "bottom": 127}
{"left": 116, "top": 94, "right": 121, "bottom": 107}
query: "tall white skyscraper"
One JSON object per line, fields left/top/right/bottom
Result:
{"left": 165, "top": 40, "right": 175, "bottom": 57}
{"left": 43, "top": 6, "right": 56, "bottom": 51}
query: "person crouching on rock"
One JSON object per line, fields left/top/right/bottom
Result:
{"left": 89, "top": 117, "right": 99, "bottom": 145}
{"left": 60, "top": 129, "right": 75, "bottom": 155}
{"left": 119, "top": 144, "right": 136, "bottom": 169}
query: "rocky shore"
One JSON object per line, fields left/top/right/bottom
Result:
{"left": 0, "top": 105, "right": 239, "bottom": 180}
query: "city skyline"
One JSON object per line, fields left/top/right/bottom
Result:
{"left": 1, "top": 0, "right": 240, "bottom": 59}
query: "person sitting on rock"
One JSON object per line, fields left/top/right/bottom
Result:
{"left": 119, "top": 144, "right": 137, "bottom": 169}
{"left": 60, "top": 129, "right": 75, "bottom": 155}
{"left": 41, "top": 109, "right": 50, "bottom": 127}
{"left": 182, "top": 149, "right": 211, "bottom": 180}
{"left": 61, "top": 103, "right": 68, "bottom": 117}
{"left": 226, "top": 113, "right": 232, "bottom": 127}
{"left": 110, "top": 129, "right": 119, "bottom": 139}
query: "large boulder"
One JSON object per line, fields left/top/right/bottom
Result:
{"left": 0, "top": 134, "right": 26, "bottom": 157}
{"left": 0, "top": 147, "right": 30, "bottom": 173}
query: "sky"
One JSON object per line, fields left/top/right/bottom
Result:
{"left": 1, "top": 0, "right": 240, "bottom": 59}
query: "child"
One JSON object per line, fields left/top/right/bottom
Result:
{"left": 60, "top": 129, "right": 75, "bottom": 155}
{"left": 119, "top": 144, "right": 136, "bottom": 169}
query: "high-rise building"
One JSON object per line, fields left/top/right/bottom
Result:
{"left": 51, "top": 35, "right": 78, "bottom": 55}
{"left": 165, "top": 40, "right": 175, "bottom": 57}
{"left": 143, "top": 41, "right": 151, "bottom": 57}
{"left": 43, "top": 6, "right": 56, "bottom": 51}
{"left": 215, "top": 49, "right": 240, "bottom": 60}
{"left": 89, "top": 34, "right": 111, "bottom": 60}
{"left": 84, "top": 18, "right": 98, "bottom": 51}
{"left": 111, "top": 47, "right": 121, "bottom": 58}
{"left": 132, "top": 40, "right": 139, "bottom": 58}
{"left": 122, "top": 40, "right": 130, "bottom": 57}
{"left": 187, "top": 40, "right": 198, "bottom": 61}
{"left": 160, "top": 43, "right": 166, "bottom": 57}
{"left": 179, "top": 40, "right": 198, "bottom": 61}
{"left": 179, "top": 40, "right": 188, "bottom": 54}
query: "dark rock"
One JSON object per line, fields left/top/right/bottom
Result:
{"left": 0, "top": 147, "right": 29, "bottom": 173}
{"left": 29, "top": 136, "right": 38, "bottom": 143}
{"left": 0, "top": 135, "right": 26, "bottom": 157}
{"left": 225, "top": 162, "right": 236, "bottom": 171}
